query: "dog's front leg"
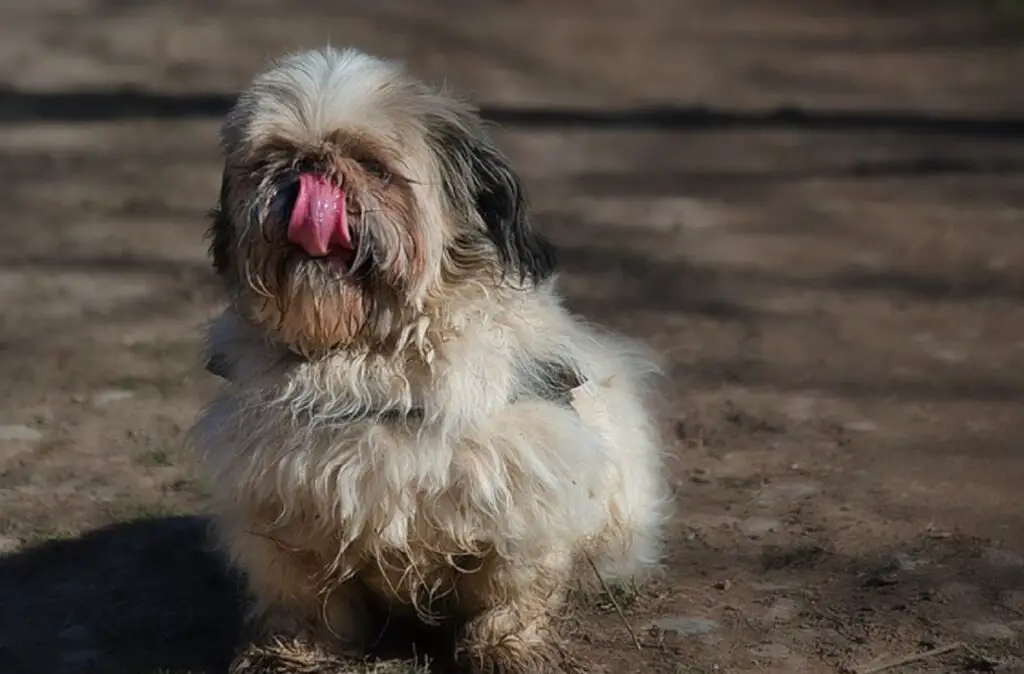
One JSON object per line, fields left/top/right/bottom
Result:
{"left": 224, "top": 529, "right": 373, "bottom": 672}
{"left": 455, "top": 550, "right": 579, "bottom": 674}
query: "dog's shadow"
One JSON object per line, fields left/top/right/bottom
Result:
{"left": 0, "top": 516, "right": 458, "bottom": 674}
{"left": 0, "top": 516, "right": 243, "bottom": 674}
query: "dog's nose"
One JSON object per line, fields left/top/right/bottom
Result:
{"left": 275, "top": 178, "right": 301, "bottom": 223}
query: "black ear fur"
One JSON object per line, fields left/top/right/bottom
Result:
{"left": 469, "top": 142, "right": 556, "bottom": 286}
{"left": 206, "top": 171, "right": 233, "bottom": 277}
{"left": 432, "top": 113, "right": 557, "bottom": 286}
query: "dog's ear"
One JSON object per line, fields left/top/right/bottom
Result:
{"left": 432, "top": 116, "right": 556, "bottom": 286}
{"left": 468, "top": 141, "right": 556, "bottom": 286}
{"left": 206, "top": 170, "right": 233, "bottom": 277}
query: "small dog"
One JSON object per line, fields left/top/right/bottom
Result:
{"left": 191, "top": 46, "right": 671, "bottom": 673}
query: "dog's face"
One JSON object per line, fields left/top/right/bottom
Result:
{"left": 209, "top": 47, "right": 555, "bottom": 357}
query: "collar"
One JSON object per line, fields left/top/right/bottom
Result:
{"left": 205, "top": 353, "right": 584, "bottom": 425}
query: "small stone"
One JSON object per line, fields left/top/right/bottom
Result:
{"left": 757, "top": 481, "right": 821, "bottom": 506}
{"left": 652, "top": 616, "right": 719, "bottom": 637}
{"left": 764, "top": 598, "right": 802, "bottom": 624}
{"left": 689, "top": 468, "right": 713, "bottom": 484}
{"left": 0, "top": 536, "right": 19, "bottom": 554}
{"left": 894, "top": 552, "right": 927, "bottom": 572}
{"left": 772, "top": 482, "right": 820, "bottom": 498}
{"left": 713, "top": 580, "right": 731, "bottom": 591}
{"left": 968, "top": 622, "right": 1016, "bottom": 641}
{"left": 0, "top": 425, "right": 42, "bottom": 442}
{"left": 740, "top": 517, "right": 781, "bottom": 538}
{"left": 843, "top": 420, "right": 878, "bottom": 433}
{"left": 92, "top": 390, "right": 134, "bottom": 406}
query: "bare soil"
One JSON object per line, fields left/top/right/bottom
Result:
{"left": 2, "top": 1, "right": 1024, "bottom": 672}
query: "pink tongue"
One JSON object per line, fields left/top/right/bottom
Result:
{"left": 287, "top": 173, "right": 352, "bottom": 257}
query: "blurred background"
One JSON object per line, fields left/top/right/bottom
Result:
{"left": 1, "top": 1, "right": 1023, "bottom": 673}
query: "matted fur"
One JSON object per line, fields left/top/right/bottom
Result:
{"left": 191, "top": 46, "right": 671, "bottom": 673}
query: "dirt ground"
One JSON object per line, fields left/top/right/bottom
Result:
{"left": 2, "top": 1, "right": 1024, "bottom": 672}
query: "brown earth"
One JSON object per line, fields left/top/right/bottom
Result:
{"left": 2, "top": 1, "right": 1024, "bottom": 673}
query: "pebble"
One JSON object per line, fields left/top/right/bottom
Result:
{"left": 770, "top": 481, "right": 820, "bottom": 499}
{"left": 92, "top": 390, "right": 135, "bottom": 406}
{"left": 757, "top": 481, "right": 820, "bottom": 506}
{"left": 0, "top": 536, "right": 19, "bottom": 554}
{"left": 0, "top": 425, "right": 42, "bottom": 442}
{"left": 764, "top": 598, "right": 802, "bottom": 624}
{"left": 652, "top": 616, "right": 719, "bottom": 637}
{"left": 740, "top": 517, "right": 781, "bottom": 538}
{"left": 894, "top": 552, "right": 927, "bottom": 572}
{"left": 968, "top": 622, "right": 1016, "bottom": 641}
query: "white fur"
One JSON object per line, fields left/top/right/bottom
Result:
{"left": 194, "top": 284, "right": 668, "bottom": 591}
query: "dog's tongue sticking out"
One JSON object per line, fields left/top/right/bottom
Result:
{"left": 287, "top": 174, "right": 352, "bottom": 257}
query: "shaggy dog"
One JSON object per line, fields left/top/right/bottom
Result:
{"left": 190, "top": 46, "right": 670, "bottom": 673}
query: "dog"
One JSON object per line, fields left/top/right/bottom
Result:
{"left": 190, "top": 46, "right": 671, "bottom": 673}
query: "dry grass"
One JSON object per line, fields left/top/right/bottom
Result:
{"left": 229, "top": 638, "right": 433, "bottom": 674}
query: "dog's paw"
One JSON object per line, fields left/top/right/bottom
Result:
{"left": 228, "top": 636, "right": 366, "bottom": 674}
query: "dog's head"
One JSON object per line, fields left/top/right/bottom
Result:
{"left": 209, "top": 47, "right": 555, "bottom": 357}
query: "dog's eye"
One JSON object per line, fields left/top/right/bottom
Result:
{"left": 358, "top": 158, "right": 392, "bottom": 183}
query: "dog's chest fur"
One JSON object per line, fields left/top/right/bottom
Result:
{"left": 195, "top": 300, "right": 600, "bottom": 607}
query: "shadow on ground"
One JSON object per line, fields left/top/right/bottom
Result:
{"left": 0, "top": 516, "right": 243, "bottom": 674}
{"left": 549, "top": 214, "right": 1024, "bottom": 315}
{"left": 565, "top": 158, "right": 1024, "bottom": 198}
{"left": 0, "top": 517, "right": 459, "bottom": 674}
{"left": 2, "top": 87, "right": 1024, "bottom": 139}
{"left": 545, "top": 214, "right": 1024, "bottom": 403}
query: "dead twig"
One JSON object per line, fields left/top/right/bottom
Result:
{"left": 848, "top": 642, "right": 964, "bottom": 674}
{"left": 583, "top": 551, "right": 643, "bottom": 651}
